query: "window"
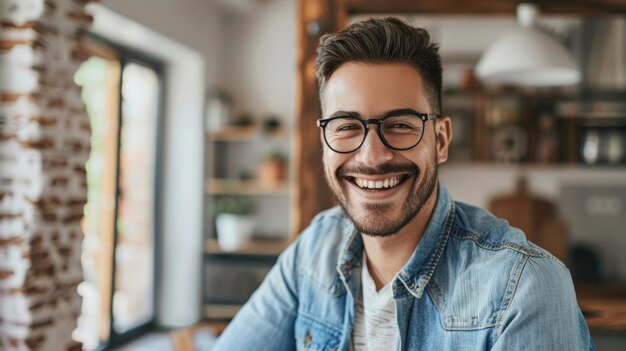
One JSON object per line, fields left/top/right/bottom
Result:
{"left": 73, "top": 35, "right": 164, "bottom": 350}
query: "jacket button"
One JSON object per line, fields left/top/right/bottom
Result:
{"left": 305, "top": 331, "right": 313, "bottom": 345}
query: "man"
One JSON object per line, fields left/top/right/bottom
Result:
{"left": 213, "top": 17, "right": 595, "bottom": 350}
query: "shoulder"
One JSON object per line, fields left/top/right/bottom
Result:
{"left": 290, "top": 206, "right": 355, "bottom": 290}
{"left": 427, "top": 201, "right": 570, "bottom": 330}
{"left": 450, "top": 201, "right": 559, "bottom": 259}
{"left": 296, "top": 206, "right": 352, "bottom": 249}
{"left": 297, "top": 206, "right": 354, "bottom": 256}
{"left": 515, "top": 251, "right": 576, "bottom": 303}
{"left": 445, "top": 200, "right": 567, "bottom": 283}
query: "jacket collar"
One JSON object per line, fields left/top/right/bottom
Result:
{"left": 336, "top": 184, "right": 455, "bottom": 299}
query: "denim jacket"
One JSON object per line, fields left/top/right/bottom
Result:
{"left": 213, "top": 185, "right": 595, "bottom": 350}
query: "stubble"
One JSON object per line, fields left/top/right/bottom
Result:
{"left": 324, "top": 151, "right": 438, "bottom": 237}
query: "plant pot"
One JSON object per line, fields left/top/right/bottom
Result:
{"left": 215, "top": 214, "right": 254, "bottom": 252}
{"left": 258, "top": 159, "right": 286, "bottom": 187}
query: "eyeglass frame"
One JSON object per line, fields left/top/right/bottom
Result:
{"left": 316, "top": 109, "right": 441, "bottom": 154}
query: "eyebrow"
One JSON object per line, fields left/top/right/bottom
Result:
{"left": 328, "top": 108, "right": 422, "bottom": 119}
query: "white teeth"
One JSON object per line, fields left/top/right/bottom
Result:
{"left": 354, "top": 176, "right": 402, "bottom": 190}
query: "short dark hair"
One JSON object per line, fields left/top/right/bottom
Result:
{"left": 316, "top": 17, "right": 442, "bottom": 114}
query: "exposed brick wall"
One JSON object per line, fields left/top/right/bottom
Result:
{"left": 0, "top": 0, "right": 92, "bottom": 350}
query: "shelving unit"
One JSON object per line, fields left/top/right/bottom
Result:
{"left": 206, "top": 178, "right": 291, "bottom": 196}
{"left": 207, "top": 125, "right": 257, "bottom": 141}
{"left": 207, "top": 125, "right": 288, "bottom": 142}
{"left": 202, "top": 123, "right": 293, "bottom": 321}
{"left": 441, "top": 86, "right": 626, "bottom": 166}
{"left": 204, "top": 238, "right": 289, "bottom": 256}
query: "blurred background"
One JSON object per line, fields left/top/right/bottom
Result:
{"left": 1, "top": 0, "right": 625, "bottom": 350}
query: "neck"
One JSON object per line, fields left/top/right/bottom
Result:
{"left": 362, "top": 183, "right": 439, "bottom": 291}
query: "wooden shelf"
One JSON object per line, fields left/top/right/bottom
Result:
{"left": 206, "top": 178, "right": 290, "bottom": 196}
{"left": 264, "top": 126, "right": 288, "bottom": 139}
{"left": 208, "top": 126, "right": 257, "bottom": 141}
{"left": 205, "top": 238, "right": 289, "bottom": 256}
{"left": 203, "top": 303, "right": 241, "bottom": 320}
{"left": 441, "top": 161, "right": 626, "bottom": 171}
{"left": 207, "top": 125, "right": 289, "bottom": 142}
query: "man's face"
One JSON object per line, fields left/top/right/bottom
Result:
{"left": 321, "top": 63, "right": 450, "bottom": 237}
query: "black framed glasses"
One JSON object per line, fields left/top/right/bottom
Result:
{"left": 317, "top": 110, "right": 440, "bottom": 153}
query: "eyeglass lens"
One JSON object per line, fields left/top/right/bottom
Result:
{"left": 324, "top": 115, "right": 424, "bottom": 152}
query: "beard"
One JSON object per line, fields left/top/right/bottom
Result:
{"left": 324, "top": 153, "right": 438, "bottom": 237}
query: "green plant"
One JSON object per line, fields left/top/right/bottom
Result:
{"left": 213, "top": 196, "right": 255, "bottom": 216}
{"left": 264, "top": 151, "right": 288, "bottom": 165}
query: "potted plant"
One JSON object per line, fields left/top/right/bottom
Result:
{"left": 258, "top": 151, "right": 288, "bottom": 187}
{"left": 213, "top": 196, "right": 255, "bottom": 252}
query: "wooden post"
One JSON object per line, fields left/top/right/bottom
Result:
{"left": 294, "top": 0, "right": 344, "bottom": 235}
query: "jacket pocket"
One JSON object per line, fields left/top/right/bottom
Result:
{"left": 295, "top": 313, "right": 341, "bottom": 351}
{"left": 427, "top": 279, "right": 502, "bottom": 331}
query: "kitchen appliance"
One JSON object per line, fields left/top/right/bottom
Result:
{"left": 581, "top": 126, "right": 626, "bottom": 165}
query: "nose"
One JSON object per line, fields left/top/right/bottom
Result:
{"left": 354, "top": 125, "right": 393, "bottom": 166}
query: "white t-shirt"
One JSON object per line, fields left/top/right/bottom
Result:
{"left": 351, "top": 254, "right": 399, "bottom": 351}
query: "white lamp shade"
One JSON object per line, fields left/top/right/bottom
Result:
{"left": 475, "top": 28, "right": 581, "bottom": 87}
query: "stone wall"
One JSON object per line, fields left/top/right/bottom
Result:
{"left": 0, "top": 0, "right": 92, "bottom": 350}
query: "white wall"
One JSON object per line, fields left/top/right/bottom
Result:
{"left": 439, "top": 163, "right": 626, "bottom": 208}
{"left": 219, "top": 0, "right": 296, "bottom": 123}
{"left": 101, "top": 0, "right": 223, "bottom": 87}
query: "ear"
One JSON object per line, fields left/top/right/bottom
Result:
{"left": 435, "top": 117, "right": 453, "bottom": 164}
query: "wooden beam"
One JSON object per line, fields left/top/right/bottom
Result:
{"left": 294, "top": 0, "right": 343, "bottom": 235}
{"left": 341, "top": 0, "right": 626, "bottom": 16}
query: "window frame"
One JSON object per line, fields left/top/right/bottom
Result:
{"left": 81, "top": 31, "right": 166, "bottom": 350}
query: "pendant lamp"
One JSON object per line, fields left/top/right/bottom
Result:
{"left": 475, "top": 3, "right": 581, "bottom": 87}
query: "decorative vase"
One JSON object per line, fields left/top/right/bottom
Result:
{"left": 215, "top": 213, "right": 254, "bottom": 252}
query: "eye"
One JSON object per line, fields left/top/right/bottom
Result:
{"left": 327, "top": 118, "right": 363, "bottom": 133}
{"left": 389, "top": 122, "right": 412, "bottom": 129}
{"left": 337, "top": 124, "right": 360, "bottom": 131}
{"left": 382, "top": 115, "right": 422, "bottom": 135}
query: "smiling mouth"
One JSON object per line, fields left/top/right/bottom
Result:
{"left": 345, "top": 174, "right": 412, "bottom": 190}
